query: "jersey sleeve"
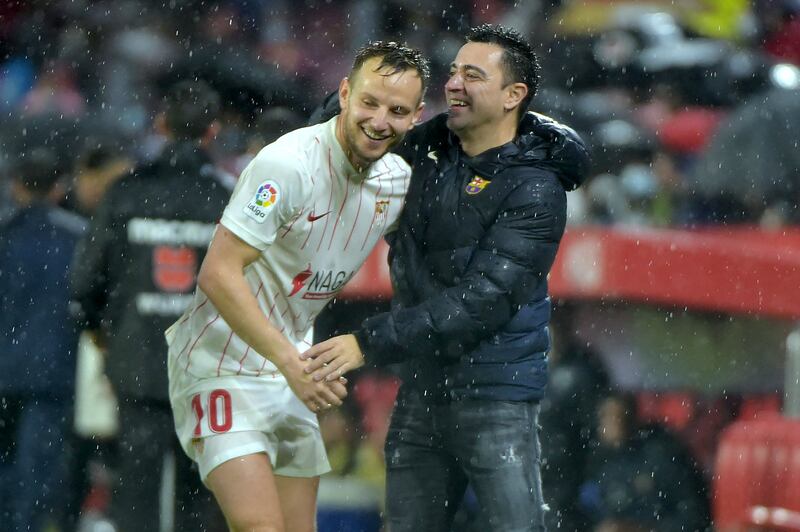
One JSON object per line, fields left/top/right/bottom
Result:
{"left": 220, "top": 145, "right": 308, "bottom": 250}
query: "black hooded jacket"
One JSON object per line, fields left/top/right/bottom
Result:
{"left": 70, "top": 142, "right": 231, "bottom": 401}
{"left": 354, "top": 111, "right": 590, "bottom": 402}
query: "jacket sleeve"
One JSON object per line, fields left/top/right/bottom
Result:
{"left": 355, "top": 171, "right": 567, "bottom": 365}
{"left": 69, "top": 186, "right": 117, "bottom": 330}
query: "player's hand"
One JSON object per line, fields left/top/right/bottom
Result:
{"left": 280, "top": 356, "right": 347, "bottom": 413}
{"left": 300, "top": 334, "right": 365, "bottom": 382}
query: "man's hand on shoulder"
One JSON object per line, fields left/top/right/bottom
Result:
{"left": 300, "top": 334, "right": 365, "bottom": 382}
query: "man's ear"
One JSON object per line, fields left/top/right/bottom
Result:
{"left": 410, "top": 102, "right": 425, "bottom": 128}
{"left": 503, "top": 83, "right": 528, "bottom": 113}
{"left": 338, "top": 77, "right": 351, "bottom": 112}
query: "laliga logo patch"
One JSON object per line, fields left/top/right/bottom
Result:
{"left": 244, "top": 180, "right": 280, "bottom": 223}
{"left": 465, "top": 175, "right": 490, "bottom": 195}
{"left": 255, "top": 181, "right": 279, "bottom": 207}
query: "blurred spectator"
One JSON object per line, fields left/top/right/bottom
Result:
{"left": 58, "top": 141, "right": 132, "bottom": 529}
{"left": 681, "top": 0, "right": 754, "bottom": 42}
{"left": 688, "top": 86, "right": 800, "bottom": 225}
{"left": 70, "top": 80, "right": 230, "bottom": 531}
{"left": 759, "top": 0, "right": 800, "bottom": 65}
{"left": 0, "top": 147, "right": 85, "bottom": 531}
{"left": 540, "top": 308, "right": 610, "bottom": 531}
{"left": 579, "top": 392, "right": 710, "bottom": 532}
{"left": 22, "top": 63, "right": 86, "bottom": 117}
{"left": 231, "top": 105, "right": 305, "bottom": 175}
{"left": 62, "top": 142, "right": 133, "bottom": 217}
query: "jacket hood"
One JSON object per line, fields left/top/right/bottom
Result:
{"left": 460, "top": 111, "right": 590, "bottom": 191}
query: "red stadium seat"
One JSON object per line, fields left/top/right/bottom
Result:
{"left": 713, "top": 416, "right": 800, "bottom": 531}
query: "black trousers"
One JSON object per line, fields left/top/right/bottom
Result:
{"left": 0, "top": 394, "right": 70, "bottom": 532}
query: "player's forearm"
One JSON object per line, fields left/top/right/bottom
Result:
{"left": 197, "top": 261, "right": 296, "bottom": 370}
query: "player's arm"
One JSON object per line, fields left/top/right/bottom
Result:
{"left": 199, "top": 226, "right": 345, "bottom": 412}
{"left": 304, "top": 172, "right": 566, "bottom": 380}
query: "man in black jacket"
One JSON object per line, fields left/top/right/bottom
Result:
{"left": 70, "top": 81, "right": 228, "bottom": 531}
{"left": 304, "top": 25, "right": 590, "bottom": 532}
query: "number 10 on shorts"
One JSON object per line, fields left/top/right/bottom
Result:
{"left": 191, "top": 389, "right": 233, "bottom": 436}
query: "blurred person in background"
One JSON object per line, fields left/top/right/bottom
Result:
{"left": 579, "top": 392, "right": 710, "bottom": 532}
{"left": 62, "top": 143, "right": 133, "bottom": 218}
{"left": 231, "top": 106, "right": 305, "bottom": 175}
{"left": 758, "top": 0, "right": 800, "bottom": 66}
{"left": 304, "top": 24, "right": 590, "bottom": 532}
{"left": 0, "top": 147, "right": 85, "bottom": 531}
{"left": 70, "top": 80, "right": 230, "bottom": 531}
{"left": 60, "top": 141, "right": 132, "bottom": 529}
{"left": 165, "top": 43, "right": 427, "bottom": 532}
{"left": 539, "top": 305, "right": 610, "bottom": 531}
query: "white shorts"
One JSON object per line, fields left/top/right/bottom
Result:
{"left": 168, "top": 363, "right": 330, "bottom": 482}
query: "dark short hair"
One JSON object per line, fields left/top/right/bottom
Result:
{"left": 15, "top": 147, "right": 61, "bottom": 195}
{"left": 163, "top": 80, "right": 221, "bottom": 141}
{"left": 252, "top": 106, "right": 304, "bottom": 146}
{"left": 466, "top": 24, "right": 540, "bottom": 119}
{"left": 76, "top": 139, "right": 129, "bottom": 171}
{"left": 350, "top": 41, "right": 430, "bottom": 99}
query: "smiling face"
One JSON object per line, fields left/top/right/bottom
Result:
{"left": 337, "top": 56, "right": 424, "bottom": 170}
{"left": 445, "top": 41, "right": 527, "bottom": 137}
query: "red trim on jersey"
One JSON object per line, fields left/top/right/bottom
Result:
{"left": 310, "top": 137, "right": 320, "bottom": 185}
{"left": 280, "top": 208, "right": 306, "bottom": 239}
{"left": 241, "top": 290, "right": 279, "bottom": 373}
{"left": 216, "top": 331, "right": 235, "bottom": 377}
{"left": 300, "top": 202, "right": 316, "bottom": 250}
{"left": 174, "top": 336, "right": 193, "bottom": 364}
{"left": 184, "top": 314, "right": 220, "bottom": 371}
{"left": 343, "top": 178, "right": 366, "bottom": 251}
{"left": 180, "top": 297, "right": 209, "bottom": 325}
{"left": 360, "top": 161, "right": 388, "bottom": 250}
{"left": 381, "top": 162, "right": 397, "bottom": 234}
{"left": 232, "top": 284, "right": 268, "bottom": 374}
{"left": 235, "top": 345, "right": 251, "bottom": 376}
{"left": 257, "top": 324, "right": 286, "bottom": 376}
{"left": 316, "top": 149, "right": 338, "bottom": 252}
{"left": 266, "top": 290, "right": 280, "bottom": 320}
{"left": 280, "top": 291, "right": 301, "bottom": 332}
{"left": 219, "top": 282, "right": 264, "bottom": 375}
{"left": 327, "top": 166, "right": 351, "bottom": 249}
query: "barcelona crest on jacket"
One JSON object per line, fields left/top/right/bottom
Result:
{"left": 465, "top": 175, "right": 491, "bottom": 195}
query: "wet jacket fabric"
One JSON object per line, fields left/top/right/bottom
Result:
{"left": 70, "top": 142, "right": 231, "bottom": 401}
{"left": 0, "top": 202, "right": 85, "bottom": 397}
{"left": 354, "top": 112, "right": 590, "bottom": 402}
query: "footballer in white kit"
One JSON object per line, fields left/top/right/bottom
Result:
{"left": 167, "top": 115, "right": 411, "bottom": 480}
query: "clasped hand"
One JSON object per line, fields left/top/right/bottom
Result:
{"left": 300, "top": 334, "right": 365, "bottom": 382}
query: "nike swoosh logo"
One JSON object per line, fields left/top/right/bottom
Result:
{"left": 427, "top": 150, "right": 438, "bottom": 162}
{"left": 307, "top": 211, "right": 331, "bottom": 222}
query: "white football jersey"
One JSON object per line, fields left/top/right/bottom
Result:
{"left": 167, "top": 116, "right": 410, "bottom": 379}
